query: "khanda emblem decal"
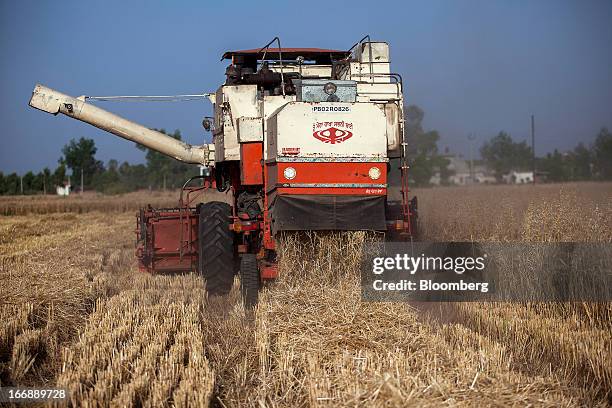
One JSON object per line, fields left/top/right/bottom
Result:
{"left": 312, "top": 121, "right": 354, "bottom": 144}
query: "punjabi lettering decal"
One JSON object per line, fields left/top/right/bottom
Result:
{"left": 312, "top": 121, "right": 354, "bottom": 144}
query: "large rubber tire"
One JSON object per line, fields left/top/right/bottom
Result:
{"left": 240, "top": 254, "right": 259, "bottom": 309}
{"left": 198, "top": 202, "right": 235, "bottom": 296}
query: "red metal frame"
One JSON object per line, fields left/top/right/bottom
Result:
{"left": 136, "top": 175, "right": 224, "bottom": 274}
{"left": 136, "top": 207, "right": 199, "bottom": 273}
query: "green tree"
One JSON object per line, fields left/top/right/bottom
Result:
{"left": 42, "top": 168, "right": 52, "bottom": 194}
{"left": 118, "top": 162, "right": 144, "bottom": 191}
{"left": 61, "top": 137, "right": 105, "bottom": 190}
{"left": 119, "top": 162, "right": 149, "bottom": 191}
{"left": 53, "top": 161, "right": 68, "bottom": 188}
{"left": 570, "top": 143, "right": 592, "bottom": 180}
{"left": 404, "top": 105, "right": 448, "bottom": 186}
{"left": 593, "top": 127, "right": 612, "bottom": 180}
{"left": 538, "top": 149, "right": 569, "bottom": 182}
{"left": 22, "top": 171, "right": 36, "bottom": 194}
{"left": 92, "top": 159, "right": 127, "bottom": 194}
{"left": 136, "top": 129, "right": 198, "bottom": 189}
{"left": 3, "top": 173, "right": 19, "bottom": 195}
{"left": 32, "top": 172, "right": 45, "bottom": 194}
{"left": 480, "top": 131, "right": 532, "bottom": 180}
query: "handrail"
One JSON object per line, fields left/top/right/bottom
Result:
{"left": 258, "top": 37, "right": 286, "bottom": 97}
{"left": 346, "top": 34, "right": 374, "bottom": 81}
{"left": 347, "top": 34, "right": 370, "bottom": 54}
{"left": 351, "top": 72, "right": 403, "bottom": 98}
{"left": 178, "top": 175, "right": 208, "bottom": 261}
{"left": 179, "top": 175, "right": 208, "bottom": 208}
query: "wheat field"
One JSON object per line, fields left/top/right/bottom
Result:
{"left": 0, "top": 183, "right": 610, "bottom": 406}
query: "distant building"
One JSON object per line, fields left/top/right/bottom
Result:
{"left": 430, "top": 156, "right": 496, "bottom": 186}
{"left": 473, "top": 172, "right": 497, "bottom": 184}
{"left": 447, "top": 156, "right": 471, "bottom": 186}
{"left": 503, "top": 171, "right": 534, "bottom": 184}
{"left": 56, "top": 181, "right": 71, "bottom": 196}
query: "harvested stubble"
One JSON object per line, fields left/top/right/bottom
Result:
{"left": 57, "top": 274, "right": 215, "bottom": 407}
{"left": 204, "top": 231, "right": 597, "bottom": 407}
{"left": 207, "top": 184, "right": 611, "bottom": 406}
{"left": 1, "top": 183, "right": 610, "bottom": 407}
{"left": 412, "top": 182, "right": 612, "bottom": 403}
{"left": 452, "top": 303, "right": 611, "bottom": 395}
{"left": 0, "top": 212, "right": 134, "bottom": 386}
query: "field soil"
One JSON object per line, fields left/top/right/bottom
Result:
{"left": 0, "top": 183, "right": 610, "bottom": 407}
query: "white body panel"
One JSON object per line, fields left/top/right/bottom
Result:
{"left": 379, "top": 102, "right": 402, "bottom": 155}
{"left": 348, "top": 61, "right": 391, "bottom": 82}
{"left": 356, "top": 83, "right": 402, "bottom": 101}
{"left": 214, "top": 85, "right": 258, "bottom": 161}
{"left": 262, "top": 95, "right": 294, "bottom": 159}
{"left": 213, "top": 41, "right": 402, "bottom": 164}
{"left": 267, "top": 102, "right": 387, "bottom": 160}
{"left": 355, "top": 42, "right": 390, "bottom": 62}
{"left": 237, "top": 117, "right": 263, "bottom": 142}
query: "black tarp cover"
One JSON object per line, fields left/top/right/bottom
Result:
{"left": 271, "top": 195, "right": 386, "bottom": 233}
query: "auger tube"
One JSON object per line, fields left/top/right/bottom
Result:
{"left": 29, "top": 84, "right": 213, "bottom": 165}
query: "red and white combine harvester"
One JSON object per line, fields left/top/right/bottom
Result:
{"left": 29, "top": 36, "right": 417, "bottom": 306}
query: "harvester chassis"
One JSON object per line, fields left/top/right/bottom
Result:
{"left": 136, "top": 171, "right": 416, "bottom": 306}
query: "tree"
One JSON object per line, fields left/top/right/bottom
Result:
{"left": 136, "top": 129, "right": 199, "bottom": 189}
{"left": 22, "top": 171, "right": 36, "bottom": 194}
{"left": 480, "top": 132, "right": 532, "bottom": 180}
{"left": 61, "top": 137, "right": 105, "bottom": 190}
{"left": 118, "top": 162, "right": 149, "bottom": 191}
{"left": 538, "top": 149, "right": 569, "bottom": 182}
{"left": 4, "top": 173, "right": 19, "bottom": 195}
{"left": 92, "top": 159, "right": 126, "bottom": 194}
{"left": 53, "top": 161, "right": 68, "bottom": 187}
{"left": 42, "top": 168, "right": 52, "bottom": 194}
{"left": 404, "top": 105, "right": 448, "bottom": 186}
{"left": 570, "top": 143, "right": 592, "bottom": 180}
{"left": 593, "top": 127, "right": 612, "bottom": 180}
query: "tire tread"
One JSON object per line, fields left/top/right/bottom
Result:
{"left": 199, "top": 202, "right": 234, "bottom": 295}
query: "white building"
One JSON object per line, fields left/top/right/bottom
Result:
{"left": 56, "top": 181, "right": 71, "bottom": 196}
{"left": 503, "top": 171, "right": 533, "bottom": 184}
{"left": 431, "top": 156, "right": 496, "bottom": 186}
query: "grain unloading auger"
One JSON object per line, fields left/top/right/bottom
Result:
{"left": 29, "top": 36, "right": 417, "bottom": 307}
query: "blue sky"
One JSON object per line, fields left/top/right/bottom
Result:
{"left": 1, "top": 0, "right": 611, "bottom": 173}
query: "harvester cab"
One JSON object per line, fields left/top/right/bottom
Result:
{"left": 29, "top": 36, "right": 417, "bottom": 307}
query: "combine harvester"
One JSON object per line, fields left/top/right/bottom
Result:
{"left": 29, "top": 36, "right": 416, "bottom": 306}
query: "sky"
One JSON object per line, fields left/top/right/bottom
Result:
{"left": 1, "top": 0, "right": 611, "bottom": 174}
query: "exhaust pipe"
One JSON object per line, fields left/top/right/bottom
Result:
{"left": 29, "top": 84, "right": 213, "bottom": 165}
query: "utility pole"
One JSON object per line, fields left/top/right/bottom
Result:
{"left": 20, "top": 175, "right": 23, "bottom": 195}
{"left": 531, "top": 115, "right": 536, "bottom": 185}
{"left": 467, "top": 133, "right": 476, "bottom": 184}
{"left": 81, "top": 168, "right": 84, "bottom": 194}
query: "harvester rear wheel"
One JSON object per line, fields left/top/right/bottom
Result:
{"left": 240, "top": 254, "right": 259, "bottom": 308}
{"left": 198, "top": 201, "right": 234, "bottom": 296}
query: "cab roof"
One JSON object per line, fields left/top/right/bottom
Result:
{"left": 222, "top": 48, "right": 351, "bottom": 63}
